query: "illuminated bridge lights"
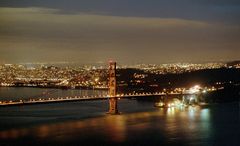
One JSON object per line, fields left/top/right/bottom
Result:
{"left": 0, "top": 89, "right": 214, "bottom": 106}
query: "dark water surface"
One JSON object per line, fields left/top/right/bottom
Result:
{"left": 0, "top": 87, "right": 239, "bottom": 146}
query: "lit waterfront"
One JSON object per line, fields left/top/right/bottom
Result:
{"left": 0, "top": 88, "right": 239, "bottom": 146}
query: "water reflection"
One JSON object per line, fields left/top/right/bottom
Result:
{"left": 1, "top": 103, "right": 238, "bottom": 146}
{"left": 0, "top": 115, "right": 128, "bottom": 143}
{"left": 0, "top": 111, "right": 157, "bottom": 141}
{"left": 155, "top": 106, "right": 212, "bottom": 144}
{"left": 200, "top": 109, "right": 210, "bottom": 120}
{"left": 0, "top": 107, "right": 210, "bottom": 139}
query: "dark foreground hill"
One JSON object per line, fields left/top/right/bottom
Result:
{"left": 117, "top": 68, "right": 240, "bottom": 99}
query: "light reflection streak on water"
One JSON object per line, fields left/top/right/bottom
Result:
{"left": 157, "top": 106, "right": 211, "bottom": 143}
{"left": 199, "top": 109, "right": 211, "bottom": 139}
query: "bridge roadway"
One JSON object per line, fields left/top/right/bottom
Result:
{"left": 0, "top": 92, "right": 197, "bottom": 106}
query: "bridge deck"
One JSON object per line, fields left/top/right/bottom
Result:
{"left": 0, "top": 92, "right": 197, "bottom": 106}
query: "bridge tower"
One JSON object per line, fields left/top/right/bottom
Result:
{"left": 107, "top": 61, "right": 119, "bottom": 114}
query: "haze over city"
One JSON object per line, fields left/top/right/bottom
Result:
{"left": 0, "top": 0, "right": 240, "bottom": 64}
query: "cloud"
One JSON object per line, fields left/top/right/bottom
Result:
{"left": 0, "top": 7, "right": 213, "bottom": 39}
{"left": 0, "top": 7, "right": 239, "bottom": 63}
{"left": 1, "top": 0, "right": 240, "bottom": 25}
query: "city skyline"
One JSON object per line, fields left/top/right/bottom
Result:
{"left": 0, "top": 0, "right": 240, "bottom": 64}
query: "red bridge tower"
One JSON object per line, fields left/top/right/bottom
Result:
{"left": 108, "top": 61, "right": 119, "bottom": 114}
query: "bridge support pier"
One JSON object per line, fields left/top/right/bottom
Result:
{"left": 108, "top": 98, "right": 119, "bottom": 114}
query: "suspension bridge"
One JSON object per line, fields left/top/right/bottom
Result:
{"left": 0, "top": 61, "right": 202, "bottom": 114}
{"left": 0, "top": 91, "right": 197, "bottom": 106}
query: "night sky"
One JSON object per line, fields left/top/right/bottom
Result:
{"left": 0, "top": 0, "right": 239, "bottom": 64}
